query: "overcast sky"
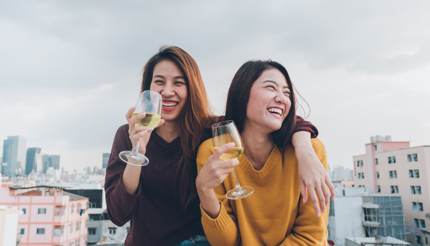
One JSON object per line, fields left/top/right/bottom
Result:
{"left": 1, "top": 0, "right": 429, "bottom": 171}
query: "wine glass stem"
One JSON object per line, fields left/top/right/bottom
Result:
{"left": 231, "top": 169, "right": 241, "bottom": 189}
{"left": 132, "top": 142, "right": 140, "bottom": 156}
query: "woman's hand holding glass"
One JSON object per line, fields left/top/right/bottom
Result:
{"left": 119, "top": 90, "right": 163, "bottom": 166}
{"left": 196, "top": 143, "right": 239, "bottom": 192}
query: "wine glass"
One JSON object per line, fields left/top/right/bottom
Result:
{"left": 212, "top": 120, "right": 254, "bottom": 200}
{"left": 119, "top": 90, "right": 162, "bottom": 166}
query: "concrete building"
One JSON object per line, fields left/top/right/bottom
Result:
{"left": 353, "top": 136, "right": 430, "bottom": 245}
{"left": 0, "top": 205, "right": 19, "bottom": 246}
{"left": 42, "top": 154, "right": 60, "bottom": 173}
{"left": 102, "top": 153, "right": 110, "bottom": 169}
{"left": 345, "top": 236, "right": 409, "bottom": 246}
{"left": 329, "top": 187, "right": 406, "bottom": 245}
{"left": 25, "top": 147, "right": 42, "bottom": 175}
{"left": 331, "top": 166, "right": 354, "bottom": 182}
{"left": 1, "top": 136, "right": 26, "bottom": 177}
{"left": 0, "top": 183, "right": 88, "bottom": 246}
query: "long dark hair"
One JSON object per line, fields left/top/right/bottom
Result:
{"left": 224, "top": 60, "right": 296, "bottom": 150}
{"left": 141, "top": 46, "right": 213, "bottom": 207}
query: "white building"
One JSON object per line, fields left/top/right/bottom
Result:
{"left": 0, "top": 205, "right": 18, "bottom": 246}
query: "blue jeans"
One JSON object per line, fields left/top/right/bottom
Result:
{"left": 177, "top": 235, "right": 210, "bottom": 246}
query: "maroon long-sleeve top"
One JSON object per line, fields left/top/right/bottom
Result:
{"left": 104, "top": 116, "right": 318, "bottom": 246}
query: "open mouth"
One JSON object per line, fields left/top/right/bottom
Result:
{"left": 162, "top": 100, "right": 179, "bottom": 108}
{"left": 267, "top": 106, "right": 284, "bottom": 118}
{"left": 162, "top": 99, "right": 179, "bottom": 112}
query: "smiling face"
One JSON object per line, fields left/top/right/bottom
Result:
{"left": 149, "top": 59, "right": 188, "bottom": 123}
{"left": 245, "top": 68, "right": 292, "bottom": 133}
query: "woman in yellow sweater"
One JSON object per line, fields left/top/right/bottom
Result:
{"left": 195, "top": 60, "right": 329, "bottom": 246}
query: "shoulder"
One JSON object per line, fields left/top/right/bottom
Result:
{"left": 196, "top": 138, "right": 215, "bottom": 168}
{"left": 311, "top": 138, "right": 328, "bottom": 169}
{"left": 117, "top": 124, "right": 129, "bottom": 134}
{"left": 112, "top": 124, "right": 130, "bottom": 146}
{"left": 311, "top": 138, "right": 325, "bottom": 152}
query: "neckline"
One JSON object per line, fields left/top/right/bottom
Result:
{"left": 151, "top": 131, "right": 180, "bottom": 147}
{"left": 240, "top": 146, "right": 280, "bottom": 174}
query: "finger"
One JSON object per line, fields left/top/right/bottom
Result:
{"left": 126, "top": 107, "right": 135, "bottom": 120}
{"left": 210, "top": 143, "right": 236, "bottom": 160}
{"left": 157, "top": 119, "right": 165, "bottom": 128}
{"left": 326, "top": 175, "right": 335, "bottom": 198}
{"left": 308, "top": 187, "right": 321, "bottom": 216}
{"left": 217, "top": 159, "right": 239, "bottom": 169}
{"left": 300, "top": 182, "right": 308, "bottom": 203}
{"left": 321, "top": 181, "right": 331, "bottom": 207}
{"left": 315, "top": 184, "right": 326, "bottom": 213}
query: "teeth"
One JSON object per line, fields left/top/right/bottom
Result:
{"left": 163, "top": 102, "right": 178, "bottom": 107}
{"left": 268, "top": 107, "right": 283, "bottom": 115}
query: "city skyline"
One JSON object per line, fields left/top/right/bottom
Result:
{"left": 1, "top": 1, "right": 430, "bottom": 171}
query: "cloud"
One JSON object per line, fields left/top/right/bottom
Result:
{"left": 1, "top": 0, "right": 430, "bottom": 169}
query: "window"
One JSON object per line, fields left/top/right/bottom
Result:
{"left": 21, "top": 208, "right": 27, "bottom": 215}
{"left": 411, "top": 185, "right": 421, "bottom": 195}
{"left": 414, "top": 202, "right": 424, "bottom": 211}
{"left": 36, "top": 228, "right": 45, "bottom": 235}
{"left": 417, "top": 235, "right": 422, "bottom": 244}
{"left": 417, "top": 186, "right": 422, "bottom": 194}
{"left": 388, "top": 156, "right": 397, "bottom": 164}
{"left": 376, "top": 172, "right": 380, "bottom": 179}
{"left": 408, "top": 153, "right": 419, "bottom": 162}
{"left": 377, "top": 185, "right": 381, "bottom": 193}
{"left": 88, "top": 228, "right": 96, "bottom": 235}
{"left": 20, "top": 228, "right": 25, "bottom": 235}
{"left": 409, "top": 169, "right": 420, "bottom": 178}
{"left": 375, "top": 158, "right": 379, "bottom": 165}
{"left": 357, "top": 172, "right": 365, "bottom": 179}
{"left": 415, "top": 219, "right": 426, "bottom": 228}
{"left": 356, "top": 160, "right": 364, "bottom": 167}
{"left": 390, "top": 185, "right": 399, "bottom": 194}
{"left": 37, "top": 208, "right": 47, "bottom": 215}
{"left": 108, "top": 227, "right": 117, "bottom": 235}
{"left": 389, "top": 170, "right": 398, "bottom": 179}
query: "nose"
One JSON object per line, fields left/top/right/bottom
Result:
{"left": 275, "top": 91, "right": 289, "bottom": 104}
{"left": 160, "top": 84, "right": 175, "bottom": 97}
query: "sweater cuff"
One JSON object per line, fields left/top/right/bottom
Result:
{"left": 116, "top": 174, "right": 142, "bottom": 202}
{"left": 201, "top": 203, "right": 232, "bottom": 231}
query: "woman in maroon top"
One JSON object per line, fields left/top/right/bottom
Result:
{"left": 104, "top": 46, "right": 333, "bottom": 246}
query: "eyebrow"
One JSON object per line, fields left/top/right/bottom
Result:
{"left": 263, "top": 80, "right": 289, "bottom": 90}
{"left": 153, "top": 75, "right": 185, "bottom": 80}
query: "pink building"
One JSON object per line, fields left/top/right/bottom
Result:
{"left": 0, "top": 183, "right": 88, "bottom": 246}
{"left": 353, "top": 135, "right": 430, "bottom": 245}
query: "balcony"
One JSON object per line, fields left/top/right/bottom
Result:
{"left": 362, "top": 203, "right": 379, "bottom": 209}
{"left": 363, "top": 221, "right": 380, "bottom": 227}
{"left": 53, "top": 216, "right": 66, "bottom": 225}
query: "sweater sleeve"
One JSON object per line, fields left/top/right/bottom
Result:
{"left": 196, "top": 139, "right": 240, "bottom": 246}
{"left": 293, "top": 116, "right": 319, "bottom": 138}
{"left": 280, "top": 138, "right": 329, "bottom": 245}
{"left": 104, "top": 124, "right": 142, "bottom": 226}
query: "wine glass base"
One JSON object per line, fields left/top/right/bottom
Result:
{"left": 226, "top": 186, "right": 254, "bottom": 200}
{"left": 119, "top": 151, "right": 149, "bottom": 166}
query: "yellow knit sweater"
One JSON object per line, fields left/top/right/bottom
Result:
{"left": 196, "top": 138, "right": 329, "bottom": 246}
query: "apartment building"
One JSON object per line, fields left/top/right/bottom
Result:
{"left": 353, "top": 135, "right": 430, "bottom": 245}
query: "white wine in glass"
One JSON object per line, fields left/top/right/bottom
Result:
{"left": 119, "top": 90, "right": 162, "bottom": 166}
{"left": 212, "top": 120, "right": 254, "bottom": 200}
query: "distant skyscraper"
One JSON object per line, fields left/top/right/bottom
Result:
{"left": 42, "top": 154, "right": 60, "bottom": 173}
{"left": 1, "top": 136, "right": 26, "bottom": 177}
{"left": 102, "top": 153, "right": 110, "bottom": 169}
{"left": 25, "top": 147, "right": 42, "bottom": 175}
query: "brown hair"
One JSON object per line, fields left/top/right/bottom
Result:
{"left": 225, "top": 60, "right": 296, "bottom": 150}
{"left": 141, "top": 46, "right": 213, "bottom": 207}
